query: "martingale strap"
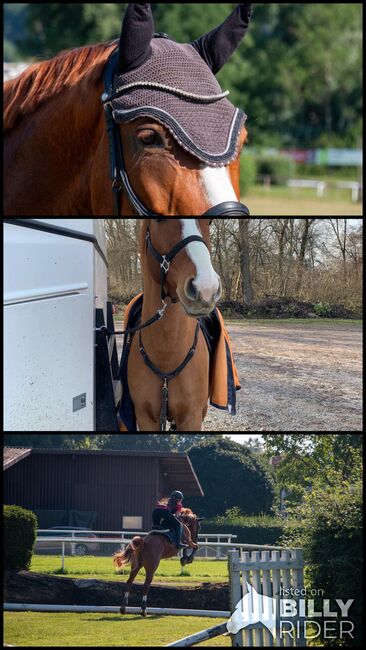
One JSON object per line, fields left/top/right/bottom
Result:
{"left": 139, "top": 323, "right": 200, "bottom": 431}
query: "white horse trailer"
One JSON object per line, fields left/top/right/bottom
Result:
{"left": 4, "top": 219, "right": 120, "bottom": 431}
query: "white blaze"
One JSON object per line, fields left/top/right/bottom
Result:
{"left": 201, "top": 166, "right": 238, "bottom": 205}
{"left": 180, "top": 219, "right": 220, "bottom": 303}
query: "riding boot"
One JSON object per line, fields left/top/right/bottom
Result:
{"left": 176, "top": 527, "right": 189, "bottom": 549}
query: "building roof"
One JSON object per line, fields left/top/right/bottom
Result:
{"left": 3, "top": 447, "right": 204, "bottom": 495}
{"left": 3, "top": 447, "right": 32, "bottom": 470}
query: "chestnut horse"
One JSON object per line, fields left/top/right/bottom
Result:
{"left": 125, "top": 218, "right": 221, "bottom": 431}
{"left": 4, "top": 4, "right": 252, "bottom": 216}
{"left": 113, "top": 508, "right": 201, "bottom": 616}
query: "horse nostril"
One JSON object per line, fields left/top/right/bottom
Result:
{"left": 185, "top": 278, "right": 198, "bottom": 301}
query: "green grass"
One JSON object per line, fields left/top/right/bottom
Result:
{"left": 30, "top": 555, "right": 229, "bottom": 584}
{"left": 4, "top": 612, "right": 230, "bottom": 647}
{"left": 4, "top": 556, "right": 232, "bottom": 646}
{"left": 245, "top": 186, "right": 362, "bottom": 215}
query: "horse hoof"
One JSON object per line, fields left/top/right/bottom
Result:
{"left": 140, "top": 609, "right": 147, "bottom": 617}
{"left": 120, "top": 606, "right": 126, "bottom": 615}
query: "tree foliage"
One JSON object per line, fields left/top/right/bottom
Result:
{"left": 4, "top": 3, "right": 362, "bottom": 147}
{"left": 271, "top": 435, "right": 363, "bottom": 647}
{"left": 187, "top": 436, "right": 275, "bottom": 517}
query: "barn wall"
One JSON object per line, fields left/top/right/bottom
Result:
{"left": 4, "top": 453, "right": 161, "bottom": 530}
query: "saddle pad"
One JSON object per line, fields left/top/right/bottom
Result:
{"left": 118, "top": 294, "right": 241, "bottom": 431}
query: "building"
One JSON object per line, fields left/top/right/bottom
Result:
{"left": 3, "top": 448, "right": 204, "bottom": 531}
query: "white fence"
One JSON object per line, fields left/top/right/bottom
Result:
{"left": 228, "top": 548, "right": 306, "bottom": 647}
{"left": 35, "top": 530, "right": 240, "bottom": 569}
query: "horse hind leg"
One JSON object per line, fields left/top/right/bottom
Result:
{"left": 140, "top": 563, "right": 159, "bottom": 617}
{"left": 120, "top": 562, "right": 142, "bottom": 614}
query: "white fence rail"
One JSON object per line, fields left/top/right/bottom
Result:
{"left": 35, "top": 535, "right": 287, "bottom": 572}
{"left": 4, "top": 604, "right": 229, "bottom": 618}
{"left": 35, "top": 530, "right": 240, "bottom": 569}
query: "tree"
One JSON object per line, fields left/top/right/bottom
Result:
{"left": 187, "top": 437, "right": 275, "bottom": 517}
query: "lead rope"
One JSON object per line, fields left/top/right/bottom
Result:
{"left": 96, "top": 300, "right": 167, "bottom": 339}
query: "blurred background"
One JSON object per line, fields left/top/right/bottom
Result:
{"left": 4, "top": 3, "right": 363, "bottom": 216}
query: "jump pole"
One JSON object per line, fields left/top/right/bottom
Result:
{"left": 165, "top": 622, "right": 229, "bottom": 647}
{"left": 4, "top": 603, "right": 230, "bottom": 618}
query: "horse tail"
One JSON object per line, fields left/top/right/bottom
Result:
{"left": 113, "top": 536, "right": 144, "bottom": 571}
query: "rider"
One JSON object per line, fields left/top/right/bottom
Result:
{"left": 152, "top": 490, "right": 189, "bottom": 549}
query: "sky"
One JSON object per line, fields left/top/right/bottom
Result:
{"left": 224, "top": 434, "right": 263, "bottom": 444}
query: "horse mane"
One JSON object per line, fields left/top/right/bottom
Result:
{"left": 157, "top": 497, "right": 169, "bottom": 505}
{"left": 4, "top": 40, "right": 117, "bottom": 131}
{"left": 139, "top": 220, "right": 148, "bottom": 267}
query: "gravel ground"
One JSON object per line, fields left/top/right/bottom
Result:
{"left": 205, "top": 321, "right": 362, "bottom": 432}
{"left": 116, "top": 319, "right": 362, "bottom": 432}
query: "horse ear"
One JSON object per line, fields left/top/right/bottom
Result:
{"left": 117, "top": 3, "right": 154, "bottom": 73}
{"left": 190, "top": 3, "right": 253, "bottom": 74}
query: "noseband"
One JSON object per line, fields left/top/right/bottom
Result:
{"left": 101, "top": 48, "right": 250, "bottom": 217}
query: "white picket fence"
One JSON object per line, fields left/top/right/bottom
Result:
{"left": 228, "top": 548, "right": 306, "bottom": 647}
{"left": 165, "top": 545, "right": 306, "bottom": 647}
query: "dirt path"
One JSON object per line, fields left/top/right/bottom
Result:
{"left": 206, "top": 321, "right": 362, "bottom": 432}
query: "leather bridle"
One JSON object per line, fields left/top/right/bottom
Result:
{"left": 101, "top": 46, "right": 250, "bottom": 217}
{"left": 98, "top": 220, "right": 210, "bottom": 337}
{"left": 146, "top": 223, "right": 209, "bottom": 300}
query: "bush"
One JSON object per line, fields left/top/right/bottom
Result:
{"left": 281, "top": 461, "right": 362, "bottom": 646}
{"left": 256, "top": 154, "right": 295, "bottom": 186}
{"left": 4, "top": 505, "right": 37, "bottom": 571}
{"left": 239, "top": 152, "right": 257, "bottom": 195}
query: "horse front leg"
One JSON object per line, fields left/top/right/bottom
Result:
{"left": 182, "top": 523, "right": 198, "bottom": 549}
{"left": 121, "top": 565, "right": 141, "bottom": 614}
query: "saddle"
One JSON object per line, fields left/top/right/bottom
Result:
{"left": 118, "top": 294, "right": 241, "bottom": 431}
{"left": 150, "top": 524, "right": 191, "bottom": 548}
{"left": 149, "top": 525, "right": 176, "bottom": 546}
